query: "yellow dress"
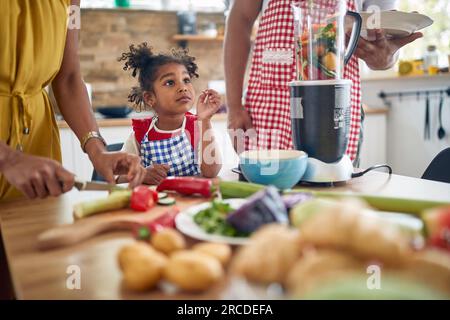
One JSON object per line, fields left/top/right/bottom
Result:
{"left": 0, "top": 0, "right": 70, "bottom": 201}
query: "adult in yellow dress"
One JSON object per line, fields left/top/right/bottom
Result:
{"left": 0, "top": 0, "right": 146, "bottom": 201}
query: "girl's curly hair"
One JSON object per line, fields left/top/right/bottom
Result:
{"left": 118, "top": 42, "right": 199, "bottom": 111}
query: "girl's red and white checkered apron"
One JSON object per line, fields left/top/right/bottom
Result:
{"left": 244, "top": 0, "right": 361, "bottom": 161}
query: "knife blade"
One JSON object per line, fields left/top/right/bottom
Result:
{"left": 73, "top": 179, "right": 124, "bottom": 192}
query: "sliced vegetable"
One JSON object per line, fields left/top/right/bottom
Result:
{"left": 285, "top": 190, "right": 450, "bottom": 216}
{"left": 193, "top": 200, "right": 245, "bottom": 237}
{"left": 130, "top": 186, "right": 155, "bottom": 212}
{"left": 73, "top": 190, "right": 131, "bottom": 219}
{"left": 133, "top": 207, "right": 181, "bottom": 238}
{"left": 157, "top": 192, "right": 168, "bottom": 199}
{"left": 150, "top": 207, "right": 180, "bottom": 232}
{"left": 226, "top": 186, "right": 288, "bottom": 234}
{"left": 157, "top": 177, "right": 213, "bottom": 198}
{"left": 158, "top": 197, "right": 176, "bottom": 206}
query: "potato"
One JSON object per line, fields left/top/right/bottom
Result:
{"left": 118, "top": 241, "right": 153, "bottom": 270}
{"left": 151, "top": 229, "right": 186, "bottom": 255}
{"left": 285, "top": 249, "right": 366, "bottom": 297}
{"left": 192, "top": 242, "right": 232, "bottom": 266}
{"left": 118, "top": 242, "right": 168, "bottom": 291}
{"left": 299, "top": 198, "right": 412, "bottom": 266}
{"left": 163, "top": 250, "right": 224, "bottom": 292}
{"left": 400, "top": 249, "right": 450, "bottom": 295}
{"left": 231, "top": 224, "right": 303, "bottom": 284}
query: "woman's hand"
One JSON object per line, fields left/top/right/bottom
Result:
{"left": 197, "top": 89, "right": 222, "bottom": 121}
{"left": 227, "top": 106, "right": 254, "bottom": 152}
{"left": 0, "top": 150, "right": 75, "bottom": 199}
{"left": 355, "top": 29, "right": 423, "bottom": 70}
{"left": 88, "top": 150, "right": 146, "bottom": 188}
{"left": 143, "top": 164, "right": 170, "bottom": 185}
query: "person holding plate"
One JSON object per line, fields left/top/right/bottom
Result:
{"left": 224, "top": 0, "right": 423, "bottom": 165}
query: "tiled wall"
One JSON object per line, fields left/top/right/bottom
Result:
{"left": 79, "top": 9, "right": 226, "bottom": 108}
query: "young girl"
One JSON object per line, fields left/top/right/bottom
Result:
{"left": 118, "top": 43, "right": 222, "bottom": 185}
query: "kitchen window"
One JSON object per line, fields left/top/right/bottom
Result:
{"left": 398, "top": 0, "right": 450, "bottom": 67}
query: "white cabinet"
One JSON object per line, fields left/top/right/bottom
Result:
{"left": 359, "top": 112, "right": 387, "bottom": 169}
{"left": 59, "top": 126, "right": 133, "bottom": 181}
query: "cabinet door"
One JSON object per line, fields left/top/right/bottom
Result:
{"left": 59, "top": 128, "right": 75, "bottom": 173}
{"left": 209, "top": 120, "right": 239, "bottom": 174}
{"left": 59, "top": 126, "right": 134, "bottom": 181}
{"left": 99, "top": 127, "right": 134, "bottom": 146}
{"left": 360, "top": 114, "right": 387, "bottom": 169}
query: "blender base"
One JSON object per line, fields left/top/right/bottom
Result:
{"left": 300, "top": 155, "right": 354, "bottom": 183}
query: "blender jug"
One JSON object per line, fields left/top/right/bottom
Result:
{"left": 292, "top": 0, "right": 362, "bottom": 81}
{"left": 289, "top": 1, "right": 361, "bottom": 176}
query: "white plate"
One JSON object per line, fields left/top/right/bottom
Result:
{"left": 347, "top": 11, "right": 433, "bottom": 39}
{"left": 175, "top": 199, "right": 250, "bottom": 245}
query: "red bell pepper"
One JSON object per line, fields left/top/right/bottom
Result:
{"left": 134, "top": 207, "right": 180, "bottom": 240}
{"left": 156, "top": 177, "right": 213, "bottom": 198}
{"left": 150, "top": 189, "right": 159, "bottom": 202}
{"left": 130, "top": 186, "right": 155, "bottom": 212}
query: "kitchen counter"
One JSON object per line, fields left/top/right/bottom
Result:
{"left": 1, "top": 170, "right": 449, "bottom": 299}
{"left": 57, "top": 113, "right": 228, "bottom": 128}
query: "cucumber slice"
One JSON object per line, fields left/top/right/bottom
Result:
{"left": 157, "top": 192, "right": 168, "bottom": 200}
{"left": 158, "top": 197, "right": 176, "bottom": 206}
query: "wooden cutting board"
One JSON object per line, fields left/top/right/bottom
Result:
{"left": 37, "top": 194, "right": 206, "bottom": 250}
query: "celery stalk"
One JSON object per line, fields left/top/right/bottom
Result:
{"left": 288, "top": 189, "right": 450, "bottom": 217}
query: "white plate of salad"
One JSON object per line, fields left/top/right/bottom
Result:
{"left": 175, "top": 199, "right": 250, "bottom": 245}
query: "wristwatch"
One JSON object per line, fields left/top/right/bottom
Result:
{"left": 80, "top": 131, "right": 107, "bottom": 153}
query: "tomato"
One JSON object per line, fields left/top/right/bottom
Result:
{"left": 423, "top": 206, "right": 450, "bottom": 252}
{"left": 149, "top": 189, "right": 158, "bottom": 202}
{"left": 130, "top": 186, "right": 155, "bottom": 212}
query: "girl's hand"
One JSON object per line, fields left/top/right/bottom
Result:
{"left": 89, "top": 151, "right": 146, "bottom": 188}
{"left": 144, "top": 164, "right": 170, "bottom": 185}
{"left": 197, "top": 89, "right": 222, "bottom": 121}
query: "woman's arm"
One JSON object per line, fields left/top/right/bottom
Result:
{"left": 51, "top": 0, "right": 145, "bottom": 186}
{"left": 223, "top": 0, "right": 262, "bottom": 151}
{"left": 52, "top": 0, "right": 103, "bottom": 156}
{"left": 115, "top": 133, "right": 170, "bottom": 185}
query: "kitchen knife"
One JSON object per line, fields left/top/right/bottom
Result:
{"left": 73, "top": 179, "right": 125, "bottom": 192}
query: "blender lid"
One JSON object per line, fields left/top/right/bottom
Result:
{"left": 288, "top": 79, "right": 352, "bottom": 86}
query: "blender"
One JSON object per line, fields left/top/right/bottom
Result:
{"left": 289, "top": 0, "right": 362, "bottom": 183}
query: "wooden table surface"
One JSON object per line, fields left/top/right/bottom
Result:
{"left": 1, "top": 170, "right": 450, "bottom": 299}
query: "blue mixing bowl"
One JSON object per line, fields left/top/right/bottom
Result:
{"left": 239, "top": 150, "right": 308, "bottom": 190}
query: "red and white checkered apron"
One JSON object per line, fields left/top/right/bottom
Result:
{"left": 245, "top": 0, "right": 361, "bottom": 161}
